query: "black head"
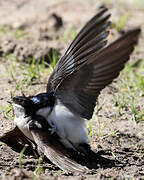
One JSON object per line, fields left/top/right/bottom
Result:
{"left": 13, "top": 92, "right": 55, "bottom": 116}
{"left": 31, "top": 92, "right": 55, "bottom": 108}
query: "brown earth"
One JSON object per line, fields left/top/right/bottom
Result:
{"left": 0, "top": 0, "right": 144, "bottom": 179}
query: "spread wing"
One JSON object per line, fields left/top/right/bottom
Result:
{"left": 55, "top": 29, "right": 141, "bottom": 119}
{"left": 47, "top": 7, "right": 111, "bottom": 91}
{"left": 47, "top": 7, "right": 141, "bottom": 119}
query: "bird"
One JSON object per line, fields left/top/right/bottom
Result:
{"left": 8, "top": 7, "right": 141, "bottom": 173}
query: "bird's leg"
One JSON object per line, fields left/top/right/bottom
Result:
{"left": 28, "top": 120, "right": 43, "bottom": 131}
{"left": 48, "top": 120, "right": 57, "bottom": 134}
{"left": 28, "top": 115, "right": 49, "bottom": 131}
{"left": 27, "top": 116, "right": 56, "bottom": 134}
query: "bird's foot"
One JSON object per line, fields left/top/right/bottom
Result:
{"left": 28, "top": 115, "right": 50, "bottom": 131}
{"left": 48, "top": 121, "right": 56, "bottom": 134}
{"left": 28, "top": 120, "right": 42, "bottom": 131}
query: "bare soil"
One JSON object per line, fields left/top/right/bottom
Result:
{"left": 0, "top": 0, "right": 144, "bottom": 179}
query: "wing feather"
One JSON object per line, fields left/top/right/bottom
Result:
{"left": 56, "top": 28, "right": 141, "bottom": 119}
{"left": 47, "top": 7, "right": 140, "bottom": 119}
{"left": 47, "top": 7, "right": 110, "bottom": 91}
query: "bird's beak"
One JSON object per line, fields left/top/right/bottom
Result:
{"left": 12, "top": 96, "right": 32, "bottom": 107}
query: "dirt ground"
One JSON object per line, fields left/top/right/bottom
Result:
{"left": 0, "top": 0, "right": 144, "bottom": 179}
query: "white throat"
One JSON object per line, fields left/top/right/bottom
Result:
{"left": 13, "top": 104, "right": 33, "bottom": 141}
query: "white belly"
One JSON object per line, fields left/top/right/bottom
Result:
{"left": 48, "top": 100, "right": 89, "bottom": 148}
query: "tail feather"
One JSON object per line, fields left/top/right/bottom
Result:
{"left": 31, "top": 130, "right": 88, "bottom": 174}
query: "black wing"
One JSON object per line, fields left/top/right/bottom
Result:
{"left": 47, "top": 7, "right": 110, "bottom": 91}
{"left": 55, "top": 29, "right": 141, "bottom": 119}
{"left": 47, "top": 7, "right": 141, "bottom": 120}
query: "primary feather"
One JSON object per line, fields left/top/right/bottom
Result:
{"left": 47, "top": 7, "right": 110, "bottom": 91}
{"left": 47, "top": 8, "right": 140, "bottom": 120}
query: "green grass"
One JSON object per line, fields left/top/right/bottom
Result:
{"left": 88, "top": 119, "right": 93, "bottom": 137}
{"left": 0, "top": 24, "right": 29, "bottom": 39}
{"left": 90, "top": 57, "right": 144, "bottom": 142}
{"left": 60, "top": 25, "right": 77, "bottom": 43}
{"left": 18, "top": 146, "right": 27, "bottom": 168}
{"left": 33, "top": 158, "right": 43, "bottom": 179}
{"left": 53, "top": 169, "right": 62, "bottom": 177}
{"left": 112, "top": 58, "right": 144, "bottom": 123}
{"left": 111, "top": 12, "right": 130, "bottom": 32}
{"left": 4, "top": 104, "right": 14, "bottom": 120}
{"left": 12, "top": 29, "right": 29, "bottom": 39}
{"left": 47, "top": 48, "right": 59, "bottom": 70}
{"left": 3, "top": 51, "right": 56, "bottom": 97}
{"left": 24, "top": 58, "right": 43, "bottom": 83}
{"left": 0, "top": 24, "right": 10, "bottom": 36}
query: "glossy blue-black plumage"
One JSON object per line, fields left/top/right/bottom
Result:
{"left": 13, "top": 92, "right": 55, "bottom": 116}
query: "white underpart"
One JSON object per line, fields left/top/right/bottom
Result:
{"left": 37, "top": 99, "right": 89, "bottom": 149}
{"left": 13, "top": 104, "right": 34, "bottom": 141}
{"left": 36, "top": 107, "right": 51, "bottom": 119}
